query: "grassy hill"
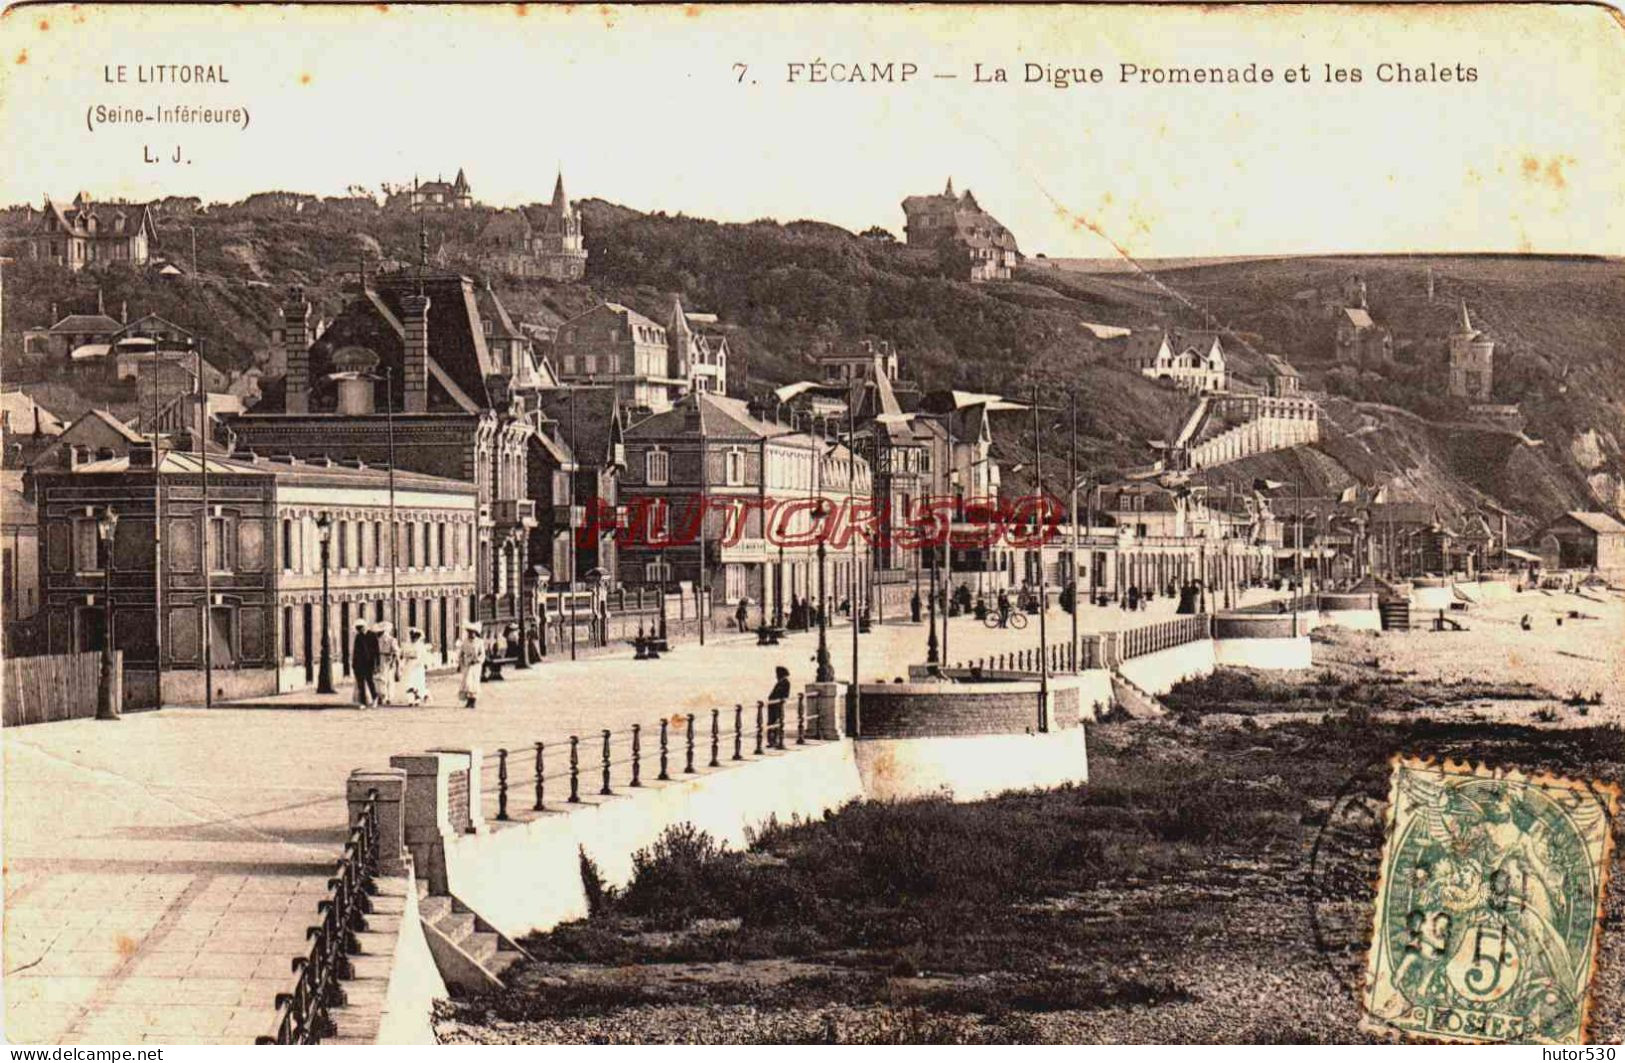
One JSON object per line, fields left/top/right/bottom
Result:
{"left": 3, "top": 197, "right": 1620, "bottom": 534}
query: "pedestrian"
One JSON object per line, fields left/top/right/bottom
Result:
{"left": 735, "top": 598, "right": 750, "bottom": 633}
{"left": 767, "top": 665, "right": 791, "bottom": 748}
{"left": 376, "top": 622, "right": 400, "bottom": 706}
{"left": 457, "top": 622, "right": 486, "bottom": 709}
{"left": 400, "top": 628, "right": 431, "bottom": 705}
{"left": 351, "top": 619, "right": 378, "bottom": 708}
{"left": 1519, "top": 614, "right": 1532, "bottom": 631}
{"left": 997, "top": 589, "right": 1012, "bottom": 628}
{"left": 1127, "top": 585, "right": 1140, "bottom": 612}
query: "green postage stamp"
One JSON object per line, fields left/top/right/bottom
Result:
{"left": 1362, "top": 757, "right": 1619, "bottom": 1044}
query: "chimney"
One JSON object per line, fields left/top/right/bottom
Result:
{"left": 128, "top": 440, "right": 156, "bottom": 469}
{"left": 401, "top": 292, "right": 431, "bottom": 413}
{"left": 283, "top": 286, "right": 312, "bottom": 414}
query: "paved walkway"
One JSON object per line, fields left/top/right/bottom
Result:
{"left": 2, "top": 592, "right": 1271, "bottom": 1044}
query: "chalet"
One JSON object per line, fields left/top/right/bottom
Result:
{"left": 29, "top": 193, "right": 156, "bottom": 271}
{"left": 1532, "top": 511, "right": 1625, "bottom": 577}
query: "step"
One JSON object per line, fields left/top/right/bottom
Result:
{"left": 418, "top": 894, "right": 453, "bottom": 924}
{"left": 435, "top": 910, "right": 477, "bottom": 945}
{"left": 462, "top": 931, "right": 500, "bottom": 966}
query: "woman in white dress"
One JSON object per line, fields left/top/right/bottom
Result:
{"left": 457, "top": 622, "right": 486, "bottom": 709}
{"left": 400, "top": 628, "right": 432, "bottom": 705}
{"left": 375, "top": 623, "right": 400, "bottom": 706}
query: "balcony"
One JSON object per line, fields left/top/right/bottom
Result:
{"left": 552, "top": 503, "right": 586, "bottom": 528}
{"left": 492, "top": 499, "right": 538, "bottom": 528}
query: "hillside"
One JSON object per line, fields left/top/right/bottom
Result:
{"left": 2, "top": 196, "right": 1621, "bottom": 534}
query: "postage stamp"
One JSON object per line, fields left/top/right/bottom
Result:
{"left": 1361, "top": 756, "right": 1619, "bottom": 1044}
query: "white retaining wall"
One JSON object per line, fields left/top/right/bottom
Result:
{"left": 375, "top": 868, "right": 446, "bottom": 1046}
{"left": 440, "top": 741, "right": 864, "bottom": 939}
{"left": 1118, "top": 638, "right": 1218, "bottom": 694}
{"left": 1318, "top": 607, "right": 1382, "bottom": 631}
{"left": 1213, "top": 634, "right": 1313, "bottom": 669}
{"left": 853, "top": 729, "right": 1088, "bottom": 803}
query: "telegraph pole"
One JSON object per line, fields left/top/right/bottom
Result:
{"left": 1031, "top": 384, "right": 1049, "bottom": 732}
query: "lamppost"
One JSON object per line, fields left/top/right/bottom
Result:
{"left": 813, "top": 499, "right": 834, "bottom": 682}
{"left": 95, "top": 506, "right": 120, "bottom": 721}
{"left": 315, "top": 512, "right": 335, "bottom": 694}
{"left": 925, "top": 523, "right": 940, "bottom": 665}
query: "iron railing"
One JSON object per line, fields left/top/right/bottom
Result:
{"left": 949, "top": 614, "right": 1215, "bottom": 676}
{"left": 256, "top": 789, "right": 380, "bottom": 1045}
{"left": 474, "top": 694, "right": 822, "bottom": 826}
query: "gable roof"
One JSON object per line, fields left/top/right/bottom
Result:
{"left": 627, "top": 391, "right": 796, "bottom": 443}
{"left": 50, "top": 314, "right": 124, "bottom": 335}
{"left": 1343, "top": 307, "right": 1375, "bottom": 329}
{"left": 1559, "top": 511, "right": 1625, "bottom": 536}
{"left": 0, "top": 392, "right": 66, "bottom": 436}
{"left": 536, "top": 386, "right": 622, "bottom": 468}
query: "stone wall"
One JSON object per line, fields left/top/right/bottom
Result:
{"left": 856, "top": 677, "right": 1081, "bottom": 737}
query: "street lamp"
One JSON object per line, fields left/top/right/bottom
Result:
{"left": 813, "top": 499, "right": 834, "bottom": 682}
{"left": 315, "top": 512, "right": 335, "bottom": 694}
{"left": 925, "top": 518, "right": 940, "bottom": 666}
{"left": 95, "top": 506, "right": 120, "bottom": 721}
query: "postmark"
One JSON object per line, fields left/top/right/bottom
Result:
{"left": 1360, "top": 756, "right": 1619, "bottom": 1044}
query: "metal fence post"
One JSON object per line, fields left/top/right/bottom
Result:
{"left": 496, "top": 748, "right": 510, "bottom": 821}
{"left": 658, "top": 719, "right": 670, "bottom": 781}
{"left": 600, "top": 729, "right": 612, "bottom": 796}
{"left": 796, "top": 693, "right": 806, "bottom": 745}
{"left": 631, "top": 724, "right": 642, "bottom": 788}
{"left": 568, "top": 736, "right": 580, "bottom": 803}
{"left": 709, "top": 708, "right": 720, "bottom": 768}
{"left": 755, "top": 700, "right": 765, "bottom": 756}
{"left": 533, "top": 742, "right": 545, "bottom": 811}
{"left": 684, "top": 713, "right": 696, "bottom": 773}
{"left": 732, "top": 704, "right": 743, "bottom": 761}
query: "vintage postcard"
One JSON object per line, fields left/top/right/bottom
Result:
{"left": 1, "top": 1, "right": 1622, "bottom": 1049}
{"left": 1361, "top": 757, "right": 1619, "bottom": 1045}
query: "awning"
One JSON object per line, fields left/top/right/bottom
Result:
{"left": 69, "top": 343, "right": 111, "bottom": 361}
{"left": 1504, "top": 547, "right": 1542, "bottom": 563}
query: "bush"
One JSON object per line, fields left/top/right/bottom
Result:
{"left": 618, "top": 824, "right": 753, "bottom": 926}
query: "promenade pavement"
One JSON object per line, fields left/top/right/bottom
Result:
{"left": 2, "top": 590, "right": 1267, "bottom": 1045}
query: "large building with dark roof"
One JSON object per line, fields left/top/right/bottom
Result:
{"left": 227, "top": 265, "right": 539, "bottom": 628}
{"left": 901, "top": 178, "right": 1020, "bottom": 282}
{"left": 477, "top": 172, "right": 588, "bottom": 281}
{"left": 27, "top": 193, "right": 156, "bottom": 271}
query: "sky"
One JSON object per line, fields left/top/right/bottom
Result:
{"left": 1, "top": 2, "right": 1622, "bottom": 259}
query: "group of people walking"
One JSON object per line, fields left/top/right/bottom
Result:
{"left": 349, "top": 621, "right": 434, "bottom": 708}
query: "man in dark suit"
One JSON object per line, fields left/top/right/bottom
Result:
{"left": 767, "top": 665, "right": 791, "bottom": 748}
{"left": 351, "top": 619, "right": 379, "bottom": 708}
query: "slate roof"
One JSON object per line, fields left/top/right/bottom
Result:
{"left": 627, "top": 391, "right": 797, "bottom": 443}
{"left": 536, "top": 386, "right": 622, "bottom": 469}
{"left": 1560, "top": 511, "right": 1625, "bottom": 536}
{"left": 71, "top": 450, "right": 476, "bottom": 493}
{"left": 50, "top": 314, "right": 124, "bottom": 335}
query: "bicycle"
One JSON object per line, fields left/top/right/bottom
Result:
{"left": 983, "top": 611, "right": 1028, "bottom": 630}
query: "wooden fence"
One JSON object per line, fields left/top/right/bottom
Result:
{"left": 3, "top": 651, "right": 116, "bottom": 727}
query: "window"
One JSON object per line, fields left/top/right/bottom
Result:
{"left": 646, "top": 449, "right": 669, "bottom": 486}
{"left": 337, "top": 520, "right": 349, "bottom": 569}
{"left": 208, "top": 516, "right": 234, "bottom": 573}
{"left": 283, "top": 605, "right": 295, "bottom": 657}
{"left": 73, "top": 518, "right": 105, "bottom": 573}
{"left": 725, "top": 449, "right": 745, "bottom": 486}
{"left": 406, "top": 521, "right": 417, "bottom": 567}
{"left": 437, "top": 522, "right": 447, "bottom": 567}
{"left": 374, "top": 523, "right": 384, "bottom": 567}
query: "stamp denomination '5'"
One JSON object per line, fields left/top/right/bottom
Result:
{"left": 1362, "top": 757, "right": 1619, "bottom": 1044}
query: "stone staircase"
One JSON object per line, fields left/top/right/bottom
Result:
{"left": 319, "top": 876, "right": 414, "bottom": 1045}
{"left": 417, "top": 884, "right": 527, "bottom": 992}
{"left": 1109, "top": 671, "right": 1169, "bottom": 719}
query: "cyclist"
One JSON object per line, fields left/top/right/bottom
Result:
{"left": 997, "top": 589, "right": 1012, "bottom": 628}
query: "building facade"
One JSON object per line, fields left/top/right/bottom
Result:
{"left": 31, "top": 445, "right": 478, "bottom": 704}
{"left": 228, "top": 274, "right": 536, "bottom": 628}
{"left": 620, "top": 392, "right": 871, "bottom": 623}
{"left": 1447, "top": 300, "right": 1496, "bottom": 402}
{"left": 901, "top": 178, "right": 1020, "bottom": 282}
{"left": 1533, "top": 511, "right": 1625, "bottom": 578}
{"left": 553, "top": 302, "right": 687, "bottom": 413}
{"left": 28, "top": 194, "right": 156, "bottom": 271}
